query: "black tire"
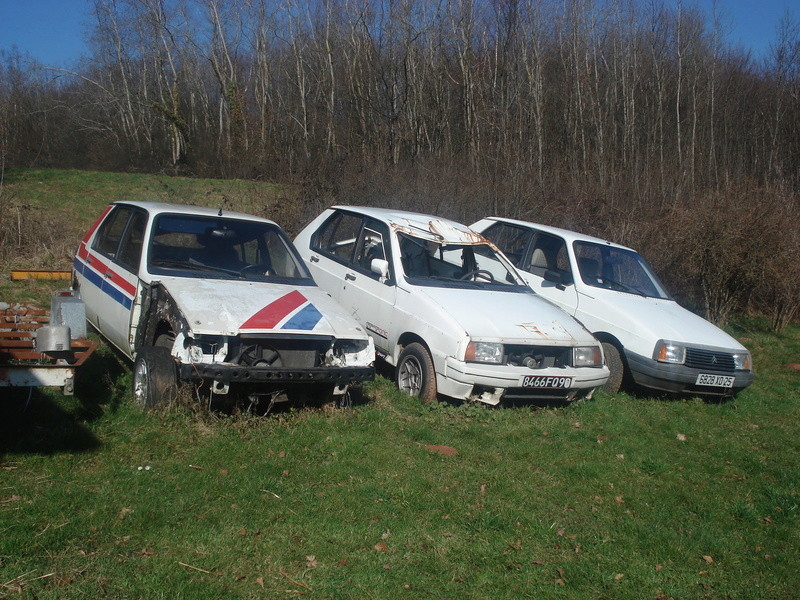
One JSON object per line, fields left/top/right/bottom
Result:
{"left": 396, "top": 342, "right": 437, "bottom": 404}
{"left": 133, "top": 346, "right": 178, "bottom": 409}
{"left": 602, "top": 342, "right": 625, "bottom": 394}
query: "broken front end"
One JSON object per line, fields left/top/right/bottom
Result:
{"left": 136, "top": 282, "right": 374, "bottom": 406}
{"left": 173, "top": 330, "right": 374, "bottom": 398}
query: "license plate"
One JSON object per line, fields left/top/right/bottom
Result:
{"left": 520, "top": 375, "right": 573, "bottom": 389}
{"left": 695, "top": 373, "right": 735, "bottom": 388}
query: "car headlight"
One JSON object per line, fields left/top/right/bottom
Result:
{"left": 465, "top": 341, "right": 504, "bottom": 364}
{"left": 732, "top": 350, "right": 752, "bottom": 371}
{"left": 574, "top": 346, "right": 603, "bottom": 367}
{"left": 654, "top": 340, "right": 686, "bottom": 364}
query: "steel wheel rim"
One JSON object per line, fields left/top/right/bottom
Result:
{"left": 133, "top": 360, "right": 149, "bottom": 405}
{"left": 398, "top": 356, "right": 423, "bottom": 396}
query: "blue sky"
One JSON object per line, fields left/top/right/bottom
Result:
{"left": 0, "top": 0, "right": 796, "bottom": 68}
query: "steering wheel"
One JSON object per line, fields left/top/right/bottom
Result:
{"left": 459, "top": 269, "right": 494, "bottom": 282}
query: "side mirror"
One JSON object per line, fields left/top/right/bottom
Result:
{"left": 544, "top": 269, "right": 573, "bottom": 288}
{"left": 371, "top": 258, "right": 390, "bottom": 281}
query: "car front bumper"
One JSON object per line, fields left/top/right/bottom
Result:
{"left": 441, "top": 357, "right": 610, "bottom": 403}
{"left": 625, "top": 351, "right": 754, "bottom": 396}
{"left": 179, "top": 363, "right": 374, "bottom": 386}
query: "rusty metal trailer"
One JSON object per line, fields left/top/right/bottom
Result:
{"left": 0, "top": 297, "right": 96, "bottom": 395}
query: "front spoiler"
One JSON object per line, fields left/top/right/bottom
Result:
{"left": 179, "top": 363, "right": 374, "bottom": 386}
{"left": 625, "top": 351, "right": 754, "bottom": 396}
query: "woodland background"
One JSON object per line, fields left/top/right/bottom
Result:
{"left": 1, "top": 0, "right": 798, "bottom": 329}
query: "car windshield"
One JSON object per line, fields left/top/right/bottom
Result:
{"left": 398, "top": 233, "right": 528, "bottom": 290}
{"left": 573, "top": 241, "right": 671, "bottom": 299}
{"left": 147, "top": 213, "right": 313, "bottom": 283}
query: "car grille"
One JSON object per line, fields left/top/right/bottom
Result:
{"left": 504, "top": 344, "right": 572, "bottom": 368}
{"left": 685, "top": 348, "right": 735, "bottom": 372}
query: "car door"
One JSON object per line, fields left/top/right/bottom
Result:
{"left": 305, "top": 210, "right": 362, "bottom": 302}
{"left": 77, "top": 205, "right": 146, "bottom": 356}
{"left": 483, "top": 222, "right": 580, "bottom": 316}
{"left": 337, "top": 219, "right": 396, "bottom": 356}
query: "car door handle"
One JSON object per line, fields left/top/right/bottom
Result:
{"left": 345, "top": 273, "right": 356, "bottom": 281}
{"left": 104, "top": 271, "right": 113, "bottom": 279}
{"left": 309, "top": 255, "right": 319, "bottom": 263}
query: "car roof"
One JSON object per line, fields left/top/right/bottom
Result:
{"left": 482, "top": 216, "right": 635, "bottom": 252}
{"left": 113, "top": 200, "right": 279, "bottom": 226}
{"left": 332, "top": 205, "right": 487, "bottom": 245}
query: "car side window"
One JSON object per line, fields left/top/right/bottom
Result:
{"left": 313, "top": 212, "right": 363, "bottom": 262}
{"left": 353, "top": 219, "right": 392, "bottom": 279}
{"left": 93, "top": 205, "right": 134, "bottom": 260}
{"left": 116, "top": 209, "right": 147, "bottom": 272}
{"left": 525, "top": 232, "right": 572, "bottom": 282}
{"left": 482, "top": 222, "right": 531, "bottom": 268}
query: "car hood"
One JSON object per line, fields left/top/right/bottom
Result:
{"left": 416, "top": 286, "right": 595, "bottom": 345}
{"left": 156, "top": 277, "right": 369, "bottom": 339}
{"left": 580, "top": 291, "right": 747, "bottom": 351}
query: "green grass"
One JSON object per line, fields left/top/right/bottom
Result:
{"left": 1, "top": 315, "right": 798, "bottom": 599}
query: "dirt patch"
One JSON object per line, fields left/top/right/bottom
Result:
{"left": 425, "top": 444, "right": 458, "bottom": 457}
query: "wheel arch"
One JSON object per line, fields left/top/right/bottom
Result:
{"left": 134, "top": 282, "right": 190, "bottom": 351}
{"left": 393, "top": 331, "right": 430, "bottom": 363}
{"left": 593, "top": 331, "right": 624, "bottom": 353}
{"left": 593, "top": 332, "right": 630, "bottom": 392}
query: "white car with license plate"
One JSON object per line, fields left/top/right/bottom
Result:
{"left": 73, "top": 201, "right": 374, "bottom": 409}
{"left": 294, "top": 207, "right": 609, "bottom": 405}
{"left": 471, "top": 217, "right": 754, "bottom": 397}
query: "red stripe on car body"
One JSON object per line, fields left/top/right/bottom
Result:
{"left": 77, "top": 243, "right": 137, "bottom": 297}
{"left": 81, "top": 205, "right": 113, "bottom": 243}
{"left": 240, "top": 290, "right": 307, "bottom": 330}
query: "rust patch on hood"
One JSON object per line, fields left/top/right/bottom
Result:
{"left": 518, "top": 323, "right": 545, "bottom": 336}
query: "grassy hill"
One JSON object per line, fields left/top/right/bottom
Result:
{"left": 0, "top": 170, "right": 798, "bottom": 599}
{"left": 0, "top": 169, "right": 301, "bottom": 274}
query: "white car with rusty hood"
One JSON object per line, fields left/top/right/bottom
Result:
{"left": 471, "top": 217, "right": 755, "bottom": 397}
{"left": 73, "top": 201, "right": 374, "bottom": 408}
{"left": 294, "top": 206, "right": 609, "bottom": 405}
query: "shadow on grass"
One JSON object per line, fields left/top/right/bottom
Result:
{"left": 0, "top": 388, "right": 101, "bottom": 459}
{"left": 0, "top": 342, "right": 129, "bottom": 461}
{"left": 621, "top": 383, "right": 738, "bottom": 404}
{"left": 73, "top": 340, "right": 131, "bottom": 417}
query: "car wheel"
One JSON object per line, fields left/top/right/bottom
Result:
{"left": 602, "top": 342, "right": 625, "bottom": 394}
{"left": 397, "top": 342, "right": 437, "bottom": 404}
{"left": 133, "top": 346, "right": 177, "bottom": 408}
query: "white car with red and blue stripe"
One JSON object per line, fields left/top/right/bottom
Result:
{"left": 74, "top": 201, "right": 374, "bottom": 409}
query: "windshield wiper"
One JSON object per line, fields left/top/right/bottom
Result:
{"left": 187, "top": 258, "right": 246, "bottom": 278}
{"left": 600, "top": 276, "right": 647, "bottom": 297}
{"left": 152, "top": 257, "right": 245, "bottom": 278}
